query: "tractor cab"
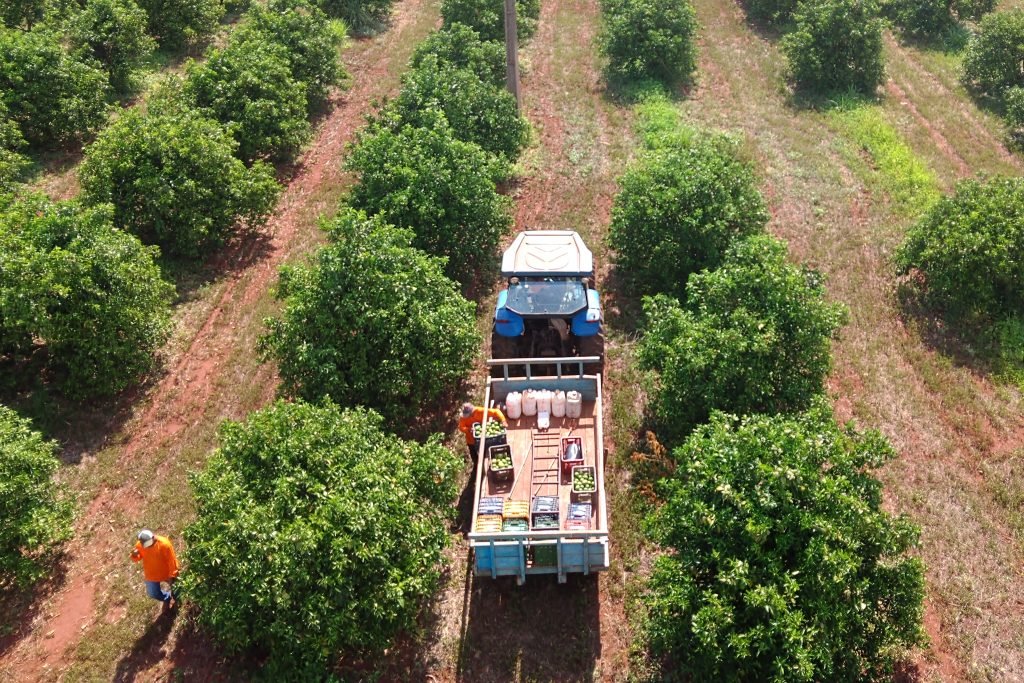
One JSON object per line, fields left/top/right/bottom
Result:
{"left": 492, "top": 231, "right": 603, "bottom": 373}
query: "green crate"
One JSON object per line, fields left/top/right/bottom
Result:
{"left": 532, "top": 544, "right": 557, "bottom": 566}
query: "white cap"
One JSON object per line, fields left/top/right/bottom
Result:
{"left": 138, "top": 529, "right": 154, "bottom": 547}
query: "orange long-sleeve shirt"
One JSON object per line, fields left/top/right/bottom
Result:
{"left": 131, "top": 535, "right": 179, "bottom": 582}
{"left": 458, "top": 406, "right": 506, "bottom": 445}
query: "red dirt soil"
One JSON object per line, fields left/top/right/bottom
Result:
{"left": 0, "top": 3, "right": 431, "bottom": 680}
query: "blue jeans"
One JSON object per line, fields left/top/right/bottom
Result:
{"left": 145, "top": 580, "right": 174, "bottom": 602}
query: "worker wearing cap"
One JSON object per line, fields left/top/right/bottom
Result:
{"left": 131, "top": 529, "right": 180, "bottom": 607}
{"left": 458, "top": 402, "right": 507, "bottom": 460}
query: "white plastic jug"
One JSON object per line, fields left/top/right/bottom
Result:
{"left": 552, "top": 390, "right": 566, "bottom": 418}
{"left": 505, "top": 391, "right": 522, "bottom": 419}
{"left": 566, "top": 390, "right": 582, "bottom": 418}
{"left": 523, "top": 389, "right": 538, "bottom": 416}
{"left": 537, "top": 389, "right": 552, "bottom": 414}
{"left": 537, "top": 409, "right": 550, "bottom": 430}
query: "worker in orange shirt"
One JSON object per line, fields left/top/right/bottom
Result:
{"left": 131, "top": 529, "right": 180, "bottom": 608}
{"left": 458, "top": 402, "right": 507, "bottom": 460}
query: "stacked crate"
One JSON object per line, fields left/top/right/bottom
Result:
{"left": 475, "top": 496, "right": 504, "bottom": 533}
{"left": 565, "top": 502, "right": 592, "bottom": 530}
{"left": 531, "top": 495, "right": 560, "bottom": 530}
{"left": 502, "top": 500, "right": 529, "bottom": 532}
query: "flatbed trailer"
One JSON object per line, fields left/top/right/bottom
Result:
{"left": 468, "top": 357, "right": 609, "bottom": 584}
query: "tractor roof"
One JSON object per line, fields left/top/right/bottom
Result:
{"left": 500, "top": 231, "right": 594, "bottom": 278}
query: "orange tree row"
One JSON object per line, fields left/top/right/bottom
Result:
{"left": 605, "top": 87, "right": 926, "bottom": 677}
{"left": 176, "top": 15, "right": 538, "bottom": 677}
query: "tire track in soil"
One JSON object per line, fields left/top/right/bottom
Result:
{"left": 885, "top": 80, "right": 971, "bottom": 181}
{"left": 0, "top": 3, "right": 432, "bottom": 680}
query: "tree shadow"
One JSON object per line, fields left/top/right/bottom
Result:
{"left": 162, "top": 610, "right": 242, "bottom": 681}
{"left": 601, "top": 263, "right": 647, "bottom": 336}
{"left": 0, "top": 556, "right": 68, "bottom": 657}
{"left": 111, "top": 605, "right": 179, "bottom": 682}
{"left": 456, "top": 571, "right": 602, "bottom": 682}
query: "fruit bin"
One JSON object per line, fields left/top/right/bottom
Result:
{"left": 571, "top": 466, "right": 596, "bottom": 493}
{"left": 560, "top": 436, "right": 584, "bottom": 479}
{"left": 488, "top": 444, "right": 514, "bottom": 483}
{"left": 472, "top": 421, "right": 507, "bottom": 451}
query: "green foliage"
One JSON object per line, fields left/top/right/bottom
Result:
{"left": 183, "top": 400, "right": 461, "bottom": 674}
{"left": 638, "top": 236, "right": 846, "bottom": 446}
{"left": 136, "top": 0, "right": 223, "bottom": 47}
{"left": 644, "top": 404, "right": 926, "bottom": 681}
{"left": 185, "top": 40, "right": 310, "bottom": 162}
{"left": 962, "top": 9, "right": 1024, "bottom": 102}
{"left": 70, "top": 0, "right": 156, "bottom": 92}
{"left": 316, "top": 0, "right": 393, "bottom": 35}
{"left": 0, "top": 103, "right": 28, "bottom": 190}
{"left": 0, "top": 28, "right": 109, "bottom": 146}
{"left": 896, "top": 176, "right": 1024, "bottom": 320}
{"left": 994, "top": 315, "right": 1024, "bottom": 388}
{"left": 0, "top": 405, "right": 73, "bottom": 589}
{"left": 0, "top": 0, "right": 48, "bottom": 28}
{"left": 0, "top": 193, "right": 174, "bottom": 396}
{"left": 599, "top": 0, "right": 698, "bottom": 84}
{"left": 608, "top": 133, "right": 768, "bottom": 299}
{"left": 412, "top": 23, "right": 507, "bottom": 88}
{"left": 346, "top": 113, "right": 512, "bottom": 285}
{"left": 743, "top": 0, "right": 798, "bottom": 26}
{"left": 260, "top": 208, "right": 481, "bottom": 431}
{"left": 882, "top": 0, "right": 954, "bottom": 39}
{"left": 383, "top": 54, "right": 529, "bottom": 161}
{"left": 1005, "top": 86, "right": 1024, "bottom": 146}
{"left": 233, "top": 0, "right": 346, "bottom": 110}
{"left": 440, "top": 0, "right": 540, "bottom": 41}
{"left": 781, "top": 0, "right": 885, "bottom": 95}
{"left": 79, "top": 108, "right": 280, "bottom": 257}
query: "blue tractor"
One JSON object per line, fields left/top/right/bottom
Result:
{"left": 491, "top": 231, "right": 604, "bottom": 376}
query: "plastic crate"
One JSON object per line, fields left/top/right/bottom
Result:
{"left": 478, "top": 496, "right": 504, "bottom": 515}
{"left": 472, "top": 422, "right": 507, "bottom": 451}
{"left": 531, "top": 495, "right": 559, "bottom": 513}
{"left": 565, "top": 518, "right": 591, "bottom": 530}
{"left": 571, "top": 466, "right": 596, "bottom": 494}
{"left": 503, "top": 500, "right": 529, "bottom": 520}
{"left": 475, "top": 514, "right": 503, "bottom": 533}
{"left": 532, "top": 544, "right": 558, "bottom": 566}
{"left": 488, "top": 444, "right": 514, "bottom": 482}
{"left": 531, "top": 512, "right": 560, "bottom": 530}
{"left": 568, "top": 503, "right": 592, "bottom": 521}
{"left": 560, "top": 437, "right": 584, "bottom": 479}
{"left": 502, "top": 518, "right": 529, "bottom": 532}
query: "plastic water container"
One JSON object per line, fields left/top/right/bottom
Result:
{"left": 523, "top": 389, "right": 538, "bottom": 416}
{"left": 566, "top": 390, "right": 582, "bottom": 418}
{"left": 552, "top": 390, "right": 566, "bottom": 418}
{"left": 505, "top": 391, "right": 522, "bottom": 419}
{"left": 537, "top": 389, "right": 552, "bottom": 414}
{"left": 537, "top": 409, "right": 550, "bottom": 430}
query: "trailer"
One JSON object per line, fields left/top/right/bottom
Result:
{"left": 468, "top": 356, "right": 609, "bottom": 584}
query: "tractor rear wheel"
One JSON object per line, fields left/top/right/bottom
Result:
{"left": 491, "top": 332, "right": 519, "bottom": 378}
{"left": 576, "top": 332, "right": 604, "bottom": 377}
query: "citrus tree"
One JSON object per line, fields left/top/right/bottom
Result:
{"left": 412, "top": 23, "right": 506, "bottom": 88}
{"left": 962, "top": 9, "right": 1024, "bottom": 103}
{"left": 0, "top": 193, "right": 174, "bottom": 397}
{"left": 260, "top": 208, "right": 480, "bottom": 431}
{"left": 644, "top": 403, "right": 926, "bottom": 681}
{"left": 896, "top": 176, "right": 1024, "bottom": 320}
{"left": 638, "top": 236, "right": 846, "bottom": 446}
{"left": 0, "top": 27, "right": 109, "bottom": 146}
{"left": 78, "top": 108, "right": 280, "bottom": 258}
{"left": 316, "top": 0, "right": 393, "bottom": 35}
{"left": 182, "top": 400, "right": 461, "bottom": 676}
{"left": 0, "top": 103, "right": 28, "bottom": 189}
{"left": 383, "top": 54, "right": 529, "bottom": 162}
{"left": 346, "top": 112, "right": 512, "bottom": 286}
{"left": 232, "top": 0, "right": 346, "bottom": 111}
{"left": 136, "top": 0, "right": 223, "bottom": 47}
{"left": 0, "top": 405, "right": 73, "bottom": 589}
{"left": 781, "top": 0, "right": 885, "bottom": 95}
{"left": 440, "top": 0, "right": 540, "bottom": 41}
{"left": 599, "top": 0, "right": 698, "bottom": 84}
{"left": 69, "top": 0, "right": 156, "bottom": 92}
{"left": 608, "top": 133, "right": 768, "bottom": 299}
{"left": 184, "top": 39, "right": 310, "bottom": 162}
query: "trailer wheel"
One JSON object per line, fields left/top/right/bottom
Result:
{"left": 491, "top": 332, "right": 519, "bottom": 378}
{"left": 576, "top": 332, "right": 604, "bottom": 377}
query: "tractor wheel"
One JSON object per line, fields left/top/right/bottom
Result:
{"left": 491, "top": 332, "right": 519, "bottom": 378}
{"left": 576, "top": 332, "right": 604, "bottom": 377}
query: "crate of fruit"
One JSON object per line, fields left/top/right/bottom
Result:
{"left": 503, "top": 500, "right": 529, "bottom": 520}
{"left": 571, "top": 466, "right": 596, "bottom": 494}
{"left": 488, "top": 444, "right": 514, "bottom": 482}
{"left": 472, "top": 421, "right": 507, "bottom": 449}
{"left": 478, "top": 496, "right": 504, "bottom": 515}
{"left": 475, "top": 514, "right": 503, "bottom": 533}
